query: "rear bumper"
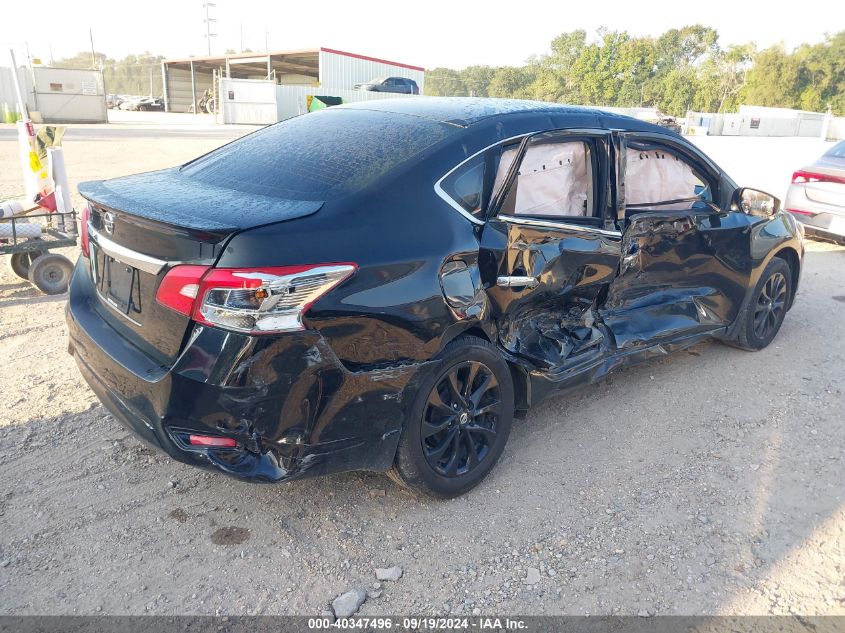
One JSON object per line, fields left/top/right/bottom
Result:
{"left": 784, "top": 184, "right": 845, "bottom": 241}
{"left": 66, "top": 260, "right": 420, "bottom": 483}
{"left": 796, "top": 221, "right": 845, "bottom": 244}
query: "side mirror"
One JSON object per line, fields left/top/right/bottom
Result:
{"left": 734, "top": 187, "right": 780, "bottom": 217}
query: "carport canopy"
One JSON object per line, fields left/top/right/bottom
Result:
{"left": 161, "top": 49, "right": 320, "bottom": 112}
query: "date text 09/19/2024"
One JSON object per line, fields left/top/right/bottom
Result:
{"left": 306, "top": 617, "right": 528, "bottom": 629}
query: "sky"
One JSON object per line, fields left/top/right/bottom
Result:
{"left": 3, "top": 0, "right": 843, "bottom": 69}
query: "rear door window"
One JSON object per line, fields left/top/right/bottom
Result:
{"left": 440, "top": 142, "right": 522, "bottom": 220}
{"left": 498, "top": 137, "right": 595, "bottom": 219}
{"left": 440, "top": 154, "right": 486, "bottom": 217}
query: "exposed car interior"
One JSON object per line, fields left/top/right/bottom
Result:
{"left": 624, "top": 141, "right": 712, "bottom": 214}
{"left": 443, "top": 134, "right": 717, "bottom": 231}
{"left": 502, "top": 139, "right": 594, "bottom": 218}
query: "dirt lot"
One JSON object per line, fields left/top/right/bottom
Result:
{"left": 1, "top": 122, "right": 844, "bottom": 616}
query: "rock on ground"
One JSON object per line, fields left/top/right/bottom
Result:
{"left": 332, "top": 589, "right": 366, "bottom": 618}
{"left": 375, "top": 566, "right": 403, "bottom": 582}
{"left": 525, "top": 567, "right": 541, "bottom": 585}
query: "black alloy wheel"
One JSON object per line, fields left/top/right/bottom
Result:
{"left": 421, "top": 360, "right": 501, "bottom": 478}
{"left": 730, "top": 257, "right": 793, "bottom": 351}
{"left": 753, "top": 271, "right": 787, "bottom": 340}
{"left": 390, "top": 336, "right": 514, "bottom": 498}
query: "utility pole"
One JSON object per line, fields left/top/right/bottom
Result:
{"left": 9, "top": 49, "right": 28, "bottom": 118}
{"left": 265, "top": 29, "right": 269, "bottom": 52}
{"left": 89, "top": 29, "right": 97, "bottom": 68}
{"left": 203, "top": 3, "right": 217, "bottom": 56}
{"left": 240, "top": 22, "right": 243, "bottom": 52}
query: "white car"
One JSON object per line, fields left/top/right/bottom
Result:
{"left": 784, "top": 140, "right": 845, "bottom": 243}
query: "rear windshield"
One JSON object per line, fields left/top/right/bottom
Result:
{"left": 181, "top": 108, "right": 454, "bottom": 200}
{"left": 823, "top": 140, "right": 845, "bottom": 159}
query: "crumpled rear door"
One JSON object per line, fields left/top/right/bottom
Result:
{"left": 478, "top": 129, "right": 622, "bottom": 371}
{"left": 481, "top": 216, "right": 622, "bottom": 370}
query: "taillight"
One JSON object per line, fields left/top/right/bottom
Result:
{"left": 156, "top": 263, "right": 356, "bottom": 334}
{"left": 792, "top": 170, "right": 845, "bottom": 185}
{"left": 79, "top": 203, "right": 91, "bottom": 258}
{"left": 155, "top": 265, "right": 211, "bottom": 317}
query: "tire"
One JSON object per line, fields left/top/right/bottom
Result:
{"left": 390, "top": 336, "right": 515, "bottom": 498}
{"left": 732, "top": 257, "right": 792, "bottom": 351}
{"left": 8, "top": 250, "right": 46, "bottom": 279}
{"left": 204, "top": 97, "right": 216, "bottom": 114}
{"left": 27, "top": 253, "right": 74, "bottom": 295}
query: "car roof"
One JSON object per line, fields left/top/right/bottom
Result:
{"left": 335, "top": 97, "right": 630, "bottom": 128}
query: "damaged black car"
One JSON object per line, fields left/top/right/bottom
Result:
{"left": 67, "top": 98, "right": 803, "bottom": 498}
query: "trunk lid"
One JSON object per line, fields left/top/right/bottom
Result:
{"left": 79, "top": 169, "right": 322, "bottom": 364}
{"left": 803, "top": 160, "right": 845, "bottom": 208}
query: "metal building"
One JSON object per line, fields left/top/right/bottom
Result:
{"left": 0, "top": 66, "right": 107, "bottom": 123}
{"left": 161, "top": 47, "right": 425, "bottom": 121}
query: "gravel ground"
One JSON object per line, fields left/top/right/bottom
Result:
{"left": 1, "top": 123, "right": 844, "bottom": 616}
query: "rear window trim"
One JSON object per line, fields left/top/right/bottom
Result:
{"left": 434, "top": 132, "right": 539, "bottom": 225}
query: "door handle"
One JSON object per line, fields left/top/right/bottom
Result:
{"left": 496, "top": 275, "right": 539, "bottom": 288}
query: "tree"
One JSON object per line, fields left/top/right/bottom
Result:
{"left": 742, "top": 45, "right": 802, "bottom": 109}
{"left": 653, "top": 25, "right": 718, "bottom": 74}
{"left": 459, "top": 65, "right": 496, "bottom": 97}
{"left": 424, "top": 67, "right": 466, "bottom": 96}
{"left": 566, "top": 30, "right": 633, "bottom": 106}
{"left": 53, "top": 51, "right": 108, "bottom": 69}
{"left": 793, "top": 32, "right": 845, "bottom": 113}
{"left": 487, "top": 66, "right": 536, "bottom": 99}
{"left": 694, "top": 44, "right": 754, "bottom": 113}
{"left": 658, "top": 67, "right": 698, "bottom": 115}
{"left": 616, "top": 37, "right": 656, "bottom": 106}
{"left": 56, "top": 51, "right": 166, "bottom": 96}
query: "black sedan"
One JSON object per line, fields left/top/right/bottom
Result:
{"left": 67, "top": 98, "right": 803, "bottom": 498}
